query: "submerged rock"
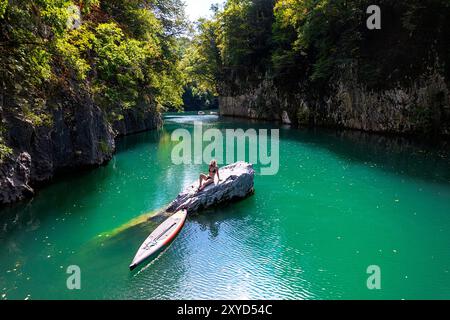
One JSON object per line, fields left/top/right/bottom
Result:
{"left": 166, "top": 162, "right": 255, "bottom": 214}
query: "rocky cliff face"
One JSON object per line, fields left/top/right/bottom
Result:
{"left": 113, "top": 107, "right": 162, "bottom": 137}
{"left": 0, "top": 91, "right": 162, "bottom": 206}
{"left": 219, "top": 77, "right": 289, "bottom": 122}
{"left": 219, "top": 69, "right": 450, "bottom": 136}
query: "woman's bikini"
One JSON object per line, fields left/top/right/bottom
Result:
{"left": 206, "top": 165, "right": 217, "bottom": 180}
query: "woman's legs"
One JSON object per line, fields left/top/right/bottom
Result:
{"left": 198, "top": 174, "right": 208, "bottom": 190}
{"left": 198, "top": 174, "right": 213, "bottom": 191}
{"left": 202, "top": 178, "right": 214, "bottom": 190}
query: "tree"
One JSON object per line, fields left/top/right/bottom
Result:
{"left": 0, "top": 0, "right": 188, "bottom": 122}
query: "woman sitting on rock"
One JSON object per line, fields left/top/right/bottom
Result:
{"left": 198, "top": 160, "right": 221, "bottom": 192}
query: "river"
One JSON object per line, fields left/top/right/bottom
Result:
{"left": 1, "top": 114, "right": 449, "bottom": 300}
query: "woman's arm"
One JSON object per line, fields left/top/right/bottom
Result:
{"left": 216, "top": 167, "right": 221, "bottom": 181}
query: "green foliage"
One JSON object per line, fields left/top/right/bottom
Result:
{"left": 274, "top": 0, "right": 450, "bottom": 87}
{"left": 181, "top": 18, "right": 222, "bottom": 95}
{"left": 185, "top": 0, "right": 275, "bottom": 95}
{"left": 29, "top": 47, "right": 53, "bottom": 82}
{"left": 0, "top": 1, "right": 66, "bottom": 87}
{"left": 100, "top": 0, "right": 162, "bottom": 41}
{"left": 194, "top": 0, "right": 450, "bottom": 96}
{"left": 38, "top": 0, "right": 73, "bottom": 36}
{"left": 1, "top": 0, "right": 187, "bottom": 125}
{"left": 80, "top": 0, "right": 99, "bottom": 14}
{"left": 0, "top": 139, "right": 12, "bottom": 162}
{"left": 22, "top": 104, "right": 53, "bottom": 127}
{"left": 94, "top": 0, "right": 186, "bottom": 111}
{"left": 4, "top": 0, "right": 447, "bottom": 123}
{"left": 273, "top": 0, "right": 364, "bottom": 84}
{"left": 92, "top": 22, "right": 149, "bottom": 109}
{"left": 98, "top": 139, "right": 111, "bottom": 154}
{"left": 179, "top": 12, "right": 224, "bottom": 111}
{"left": 150, "top": 0, "right": 189, "bottom": 37}
{"left": 55, "top": 24, "right": 94, "bottom": 80}
{"left": 219, "top": 0, "right": 274, "bottom": 79}
{"left": 0, "top": 124, "right": 12, "bottom": 162}
{"left": 0, "top": 0, "right": 7, "bottom": 19}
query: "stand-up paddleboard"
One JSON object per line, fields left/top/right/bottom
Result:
{"left": 129, "top": 210, "right": 187, "bottom": 271}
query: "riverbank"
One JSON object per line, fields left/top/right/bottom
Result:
{"left": 219, "top": 69, "right": 450, "bottom": 136}
{"left": 0, "top": 103, "right": 162, "bottom": 206}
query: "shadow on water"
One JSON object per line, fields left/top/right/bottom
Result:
{"left": 280, "top": 127, "right": 450, "bottom": 185}
{"left": 92, "top": 193, "right": 257, "bottom": 249}
{"left": 115, "top": 129, "right": 163, "bottom": 155}
{"left": 0, "top": 165, "right": 113, "bottom": 239}
{"left": 186, "top": 195, "right": 257, "bottom": 238}
{"left": 84, "top": 194, "right": 256, "bottom": 259}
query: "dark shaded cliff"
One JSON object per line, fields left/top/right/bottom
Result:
{"left": 0, "top": 87, "right": 162, "bottom": 205}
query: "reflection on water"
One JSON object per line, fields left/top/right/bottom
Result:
{"left": 284, "top": 128, "right": 450, "bottom": 185}
{"left": 0, "top": 114, "right": 449, "bottom": 300}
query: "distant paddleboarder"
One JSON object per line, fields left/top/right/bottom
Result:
{"left": 198, "top": 160, "right": 221, "bottom": 192}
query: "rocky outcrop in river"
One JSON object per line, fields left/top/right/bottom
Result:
{"left": 166, "top": 162, "right": 255, "bottom": 214}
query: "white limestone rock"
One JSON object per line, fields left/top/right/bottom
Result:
{"left": 166, "top": 162, "right": 255, "bottom": 214}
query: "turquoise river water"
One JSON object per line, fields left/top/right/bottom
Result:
{"left": 0, "top": 114, "right": 449, "bottom": 300}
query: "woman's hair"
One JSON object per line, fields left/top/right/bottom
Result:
{"left": 210, "top": 160, "right": 217, "bottom": 167}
